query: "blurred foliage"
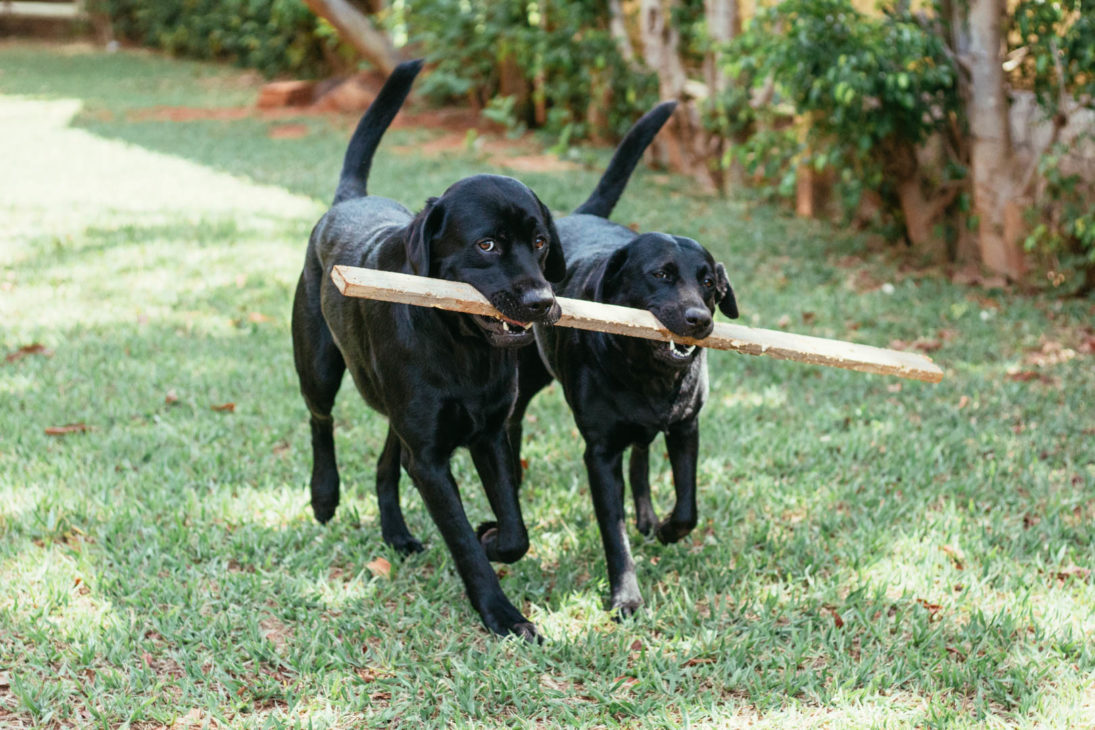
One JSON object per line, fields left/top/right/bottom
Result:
{"left": 400, "top": 0, "right": 659, "bottom": 142}
{"left": 717, "top": 0, "right": 961, "bottom": 218}
{"left": 94, "top": 0, "right": 344, "bottom": 78}
{"left": 1024, "top": 141, "right": 1095, "bottom": 295}
{"left": 1011, "top": 0, "right": 1095, "bottom": 292}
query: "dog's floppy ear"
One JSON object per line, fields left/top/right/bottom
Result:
{"left": 406, "top": 197, "right": 443, "bottom": 276}
{"left": 715, "top": 262, "right": 739, "bottom": 319}
{"left": 536, "top": 197, "right": 567, "bottom": 282}
{"left": 594, "top": 245, "right": 630, "bottom": 302}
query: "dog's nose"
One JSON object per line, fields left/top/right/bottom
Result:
{"left": 683, "top": 307, "right": 712, "bottom": 336}
{"left": 520, "top": 288, "right": 555, "bottom": 318}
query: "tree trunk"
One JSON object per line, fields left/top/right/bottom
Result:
{"left": 302, "top": 0, "right": 402, "bottom": 76}
{"left": 639, "top": 0, "right": 715, "bottom": 189}
{"left": 965, "top": 0, "right": 1026, "bottom": 278}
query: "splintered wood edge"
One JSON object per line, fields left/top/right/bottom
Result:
{"left": 331, "top": 265, "right": 944, "bottom": 383}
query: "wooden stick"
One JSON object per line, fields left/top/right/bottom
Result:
{"left": 331, "top": 265, "right": 944, "bottom": 383}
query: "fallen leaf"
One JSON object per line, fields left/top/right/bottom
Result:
{"left": 520, "top": 458, "right": 529, "bottom": 471}
{"left": 0, "top": 672, "right": 9, "bottom": 688}
{"left": 1006, "top": 370, "right": 1042, "bottom": 382}
{"left": 45, "top": 423, "right": 89, "bottom": 436}
{"left": 940, "top": 544, "right": 965, "bottom": 570}
{"left": 916, "top": 598, "right": 943, "bottom": 618}
{"left": 357, "top": 668, "right": 378, "bottom": 682}
{"left": 272, "top": 442, "right": 290, "bottom": 457}
{"left": 801, "top": 311, "right": 816, "bottom": 324}
{"left": 165, "top": 390, "right": 179, "bottom": 405}
{"left": 826, "top": 606, "right": 845, "bottom": 628}
{"left": 1056, "top": 565, "right": 1090, "bottom": 582}
{"left": 5, "top": 342, "right": 53, "bottom": 363}
{"left": 211, "top": 402, "right": 236, "bottom": 412}
{"left": 777, "top": 314, "right": 792, "bottom": 329}
{"left": 945, "top": 646, "right": 967, "bottom": 661}
{"left": 913, "top": 338, "right": 942, "bottom": 352}
{"left": 630, "top": 639, "right": 643, "bottom": 651}
{"left": 366, "top": 556, "right": 391, "bottom": 578}
{"left": 957, "top": 395, "right": 970, "bottom": 409}
{"left": 683, "top": 656, "right": 716, "bottom": 666}
{"left": 247, "top": 311, "right": 272, "bottom": 323}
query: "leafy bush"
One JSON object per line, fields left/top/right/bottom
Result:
{"left": 1012, "top": 0, "right": 1095, "bottom": 293}
{"left": 401, "top": 0, "right": 658, "bottom": 142}
{"left": 718, "top": 0, "right": 961, "bottom": 219}
{"left": 95, "top": 0, "right": 341, "bottom": 78}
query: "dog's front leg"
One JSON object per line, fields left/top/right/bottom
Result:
{"left": 404, "top": 454, "right": 538, "bottom": 641}
{"left": 469, "top": 432, "right": 529, "bottom": 564}
{"left": 584, "top": 442, "right": 643, "bottom": 617}
{"left": 656, "top": 419, "right": 700, "bottom": 545}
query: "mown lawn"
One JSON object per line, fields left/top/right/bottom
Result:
{"left": 1, "top": 41, "right": 1093, "bottom": 729}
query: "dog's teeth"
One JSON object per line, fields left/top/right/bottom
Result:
{"left": 503, "top": 322, "right": 510, "bottom": 332}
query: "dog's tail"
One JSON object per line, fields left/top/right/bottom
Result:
{"left": 332, "top": 58, "right": 425, "bottom": 206}
{"left": 572, "top": 101, "right": 677, "bottom": 218}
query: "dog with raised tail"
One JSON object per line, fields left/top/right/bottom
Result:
{"left": 292, "top": 59, "right": 566, "bottom": 640}
{"left": 510, "top": 101, "right": 739, "bottom": 617}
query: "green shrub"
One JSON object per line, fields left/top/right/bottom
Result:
{"left": 718, "top": 0, "right": 961, "bottom": 218}
{"left": 96, "top": 0, "right": 340, "bottom": 78}
{"left": 402, "top": 0, "right": 658, "bottom": 142}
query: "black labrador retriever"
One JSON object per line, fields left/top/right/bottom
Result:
{"left": 292, "top": 59, "right": 565, "bottom": 640}
{"left": 511, "top": 102, "right": 738, "bottom": 616}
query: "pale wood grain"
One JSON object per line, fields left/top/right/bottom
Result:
{"left": 331, "top": 265, "right": 944, "bottom": 383}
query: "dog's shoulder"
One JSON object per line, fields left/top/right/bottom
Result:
{"left": 313, "top": 196, "right": 413, "bottom": 270}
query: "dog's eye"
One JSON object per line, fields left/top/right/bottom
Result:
{"left": 652, "top": 271, "right": 667, "bottom": 280}
{"left": 533, "top": 235, "right": 547, "bottom": 250}
{"left": 703, "top": 277, "right": 715, "bottom": 288}
{"left": 477, "top": 239, "right": 496, "bottom": 252}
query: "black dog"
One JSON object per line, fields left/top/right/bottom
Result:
{"left": 292, "top": 60, "right": 565, "bottom": 640}
{"left": 511, "top": 102, "right": 738, "bottom": 616}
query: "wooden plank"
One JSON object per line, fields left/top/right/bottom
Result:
{"left": 331, "top": 265, "right": 944, "bottom": 383}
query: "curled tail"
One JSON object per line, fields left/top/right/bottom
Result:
{"left": 332, "top": 59, "right": 425, "bottom": 206}
{"left": 573, "top": 100, "right": 677, "bottom": 218}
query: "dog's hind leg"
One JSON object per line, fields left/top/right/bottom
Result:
{"left": 292, "top": 272, "right": 346, "bottom": 525}
{"left": 628, "top": 444, "right": 659, "bottom": 537}
{"left": 376, "top": 426, "right": 424, "bottom": 555}
{"left": 656, "top": 419, "right": 700, "bottom": 545}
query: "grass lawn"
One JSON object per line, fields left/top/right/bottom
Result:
{"left": 1, "top": 40, "right": 1093, "bottom": 729}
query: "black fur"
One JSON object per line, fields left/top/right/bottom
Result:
{"left": 292, "top": 59, "right": 566, "bottom": 640}
{"left": 510, "top": 103, "right": 738, "bottom": 616}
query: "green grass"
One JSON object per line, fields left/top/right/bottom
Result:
{"left": 2, "top": 40, "right": 1093, "bottom": 728}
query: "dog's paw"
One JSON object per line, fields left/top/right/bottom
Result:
{"left": 635, "top": 509, "right": 658, "bottom": 537}
{"left": 476, "top": 521, "right": 528, "bottom": 564}
{"left": 480, "top": 599, "right": 542, "bottom": 643}
{"left": 655, "top": 517, "right": 695, "bottom": 545}
{"left": 386, "top": 533, "right": 425, "bottom": 557}
{"left": 311, "top": 500, "right": 338, "bottom": 525}
{"left": 610, "top": 597, "right": 644, "bottom": 621}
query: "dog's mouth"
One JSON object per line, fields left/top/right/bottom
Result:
{"left": 652, "top": 339, "right": 699, "bottom": 365}
{"left": 471, "top": 313, "right": 535, "bottom": 347}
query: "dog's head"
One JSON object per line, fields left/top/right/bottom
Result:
{"left": 596, "top": 233, "right": 738, "bottom": 367}
{"left": 405, "top": 174, "right": 566, "bottom": 347}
